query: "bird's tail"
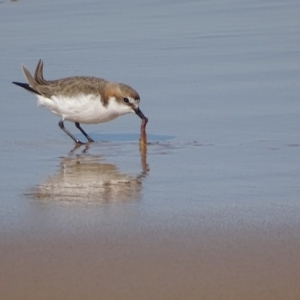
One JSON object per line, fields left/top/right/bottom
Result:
{"left": 33, "top": 59, "right": 47, "bottom": 85}
{"left": 22, "top": 59, "right": 47, "bottom": 87}
{"left": 12, "top": 59, "right": 46, "bottom": 95}
{"left": 12, "top": 82, "right": 41, "bottom": 94}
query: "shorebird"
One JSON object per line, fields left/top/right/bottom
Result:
{"left": 13, "top": 59, "right": 147, "bottom": 144}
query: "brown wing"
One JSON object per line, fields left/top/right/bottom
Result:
{"left": 16, "top": 59, "right": 108, "bottom": 99}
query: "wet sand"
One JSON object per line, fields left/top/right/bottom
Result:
{"left": 1, "top": 224, "right": 300, "bottom": 300}
{"left": 1, "top": 0, "right": 300, "bottom": 299}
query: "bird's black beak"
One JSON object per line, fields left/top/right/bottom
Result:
{"left": 134, "top": 107, "right": 146, "bottom": 120}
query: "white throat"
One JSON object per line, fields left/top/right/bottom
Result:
{"left": 107, "top": 97, "right": 134, "bottom": 116}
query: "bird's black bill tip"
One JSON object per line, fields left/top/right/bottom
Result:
{"left": 134, "top": 107, "right": 147, "bottom": 120}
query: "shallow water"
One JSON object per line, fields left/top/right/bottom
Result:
{"left": 1, "top": 0, "right": 300, "bottom": 299}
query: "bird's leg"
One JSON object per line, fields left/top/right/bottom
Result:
{"left": 75, "top": 122, "right": 94, "bottom": 142}
{"left": 58, "top": 120, "right": 84, "bottom": 144}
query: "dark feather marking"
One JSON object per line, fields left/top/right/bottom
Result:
{"left": 12, "top": 82, "right": 41, "bottom": 95}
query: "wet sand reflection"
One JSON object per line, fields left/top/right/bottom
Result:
{"left": 28, "top": 144, "right": 149, "bottom": 204}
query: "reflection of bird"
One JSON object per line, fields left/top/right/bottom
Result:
{"left": 28, "top": 153, "right": 149, "bottom": 204}
{"left": 13, "top": 59, "right": 148, "bottom": 144}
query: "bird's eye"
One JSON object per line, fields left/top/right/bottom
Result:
{"left": 123, "top": 98, "right": 129, "bottom": 103}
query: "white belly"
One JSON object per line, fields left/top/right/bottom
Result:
{"left": 36, "top": 94, "right": 130, "bottom": 124}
